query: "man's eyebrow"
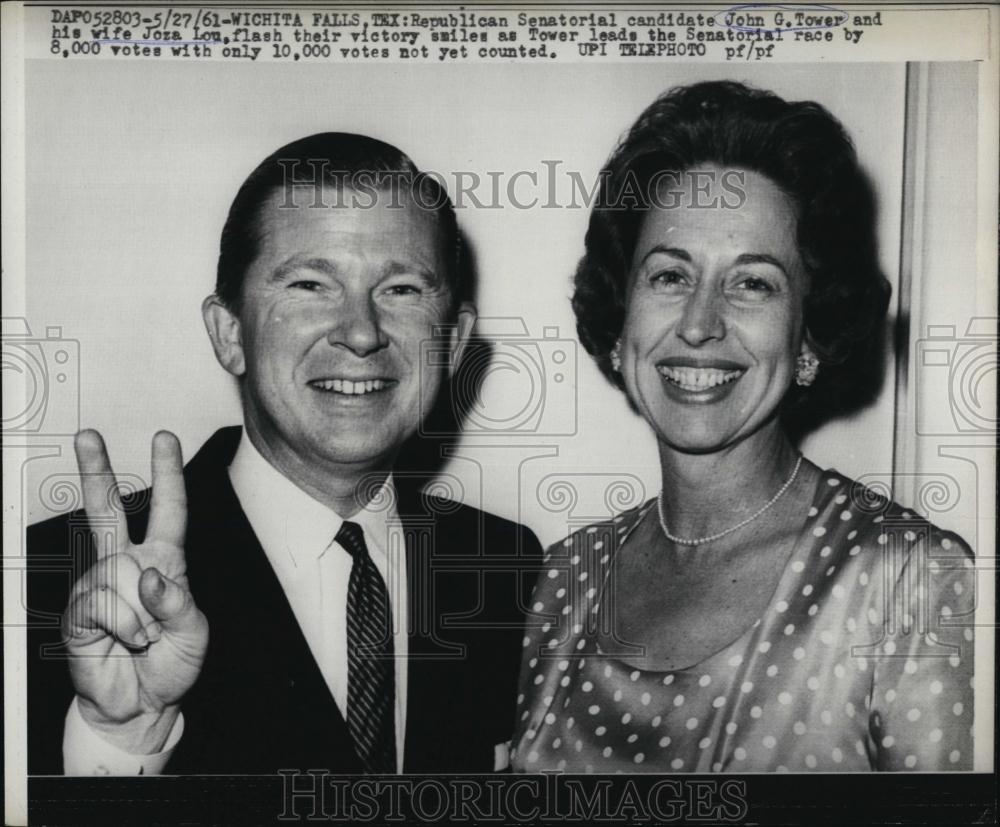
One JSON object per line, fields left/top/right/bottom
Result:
{"left": 382, "top": 261, "right": 442, "bottom": 285}
{"left": 270, "top": 256, "right": 338, "bottom": 280}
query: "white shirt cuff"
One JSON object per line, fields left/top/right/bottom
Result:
{"left": 62, "top": 696, "right": 184, "bottom": 776}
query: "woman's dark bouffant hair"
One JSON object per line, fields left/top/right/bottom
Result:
{"left": 572, "top": 80, "right": 892, "bottom": 435}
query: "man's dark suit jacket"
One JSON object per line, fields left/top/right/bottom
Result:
{"left": 27, "top": 427, "right": 541, "bottom": 774}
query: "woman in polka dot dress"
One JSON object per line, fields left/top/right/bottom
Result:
{"left": 511, "top": 82, "right": 975, "bottom": 774}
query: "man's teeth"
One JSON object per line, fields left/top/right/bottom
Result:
{"left": 313, "top": 379, "right": 387, "bottom": 395}
{"left": 658, "top": 366, "right": 743, "bottom": 390}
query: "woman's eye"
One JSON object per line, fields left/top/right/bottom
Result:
{"left": 734, "top": 275, "right": 775, "bottom": 293}
{"left": 649, "top": 270, "right": 687, "bottom": 287}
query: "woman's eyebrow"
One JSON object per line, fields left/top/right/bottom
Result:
{"left": 637, "top": 245, "right": 691, "bottom": 265}
{"left": 733, "top": 252, "right": 789, "bottom": 276}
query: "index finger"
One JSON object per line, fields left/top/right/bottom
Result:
{"left": 145, "top": 430, "right": 187, "bottom": 550}
{"left": 74, "top": 429, "right": 128, "bottom": 559}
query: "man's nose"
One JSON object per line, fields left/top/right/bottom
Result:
{"left": 328, "top": 292, "right": 387, "bottom": 356}
{"left": 677, "top": 284, "right": 726, "bottom": 346}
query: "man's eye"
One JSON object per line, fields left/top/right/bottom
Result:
{"left": 385, "top": 284, "right": 421, "bottom": 296}
{"left": 289, "top": 280, "right": 322, "bottom": 291}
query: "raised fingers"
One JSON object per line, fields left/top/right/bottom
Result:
{"left": 146, "top": 431, "right": 187, "bottom": 551}
{"left": 74, "top": 429, "right": 129, "bottom": 559}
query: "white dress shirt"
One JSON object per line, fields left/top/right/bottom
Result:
{"left": 64, "top": 431, "right": 408, "bottom": 774}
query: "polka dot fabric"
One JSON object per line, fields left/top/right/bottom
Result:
{"left": 511, "top": 471, "right": 975, "bottom": 773}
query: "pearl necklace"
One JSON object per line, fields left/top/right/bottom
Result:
{"left": 657, "top": 455, "right": 803, "bottom": 547}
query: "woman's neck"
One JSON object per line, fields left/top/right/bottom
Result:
{"left": 657, "top": 424, "right": 801, "bottom": 542}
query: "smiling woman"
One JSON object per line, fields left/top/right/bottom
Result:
{"left": 511, "top": 81, "right": 976, "bottom": 774}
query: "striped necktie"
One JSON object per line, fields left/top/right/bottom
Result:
{"left": 336, "top": 520, "right": 397, "bottom": 774}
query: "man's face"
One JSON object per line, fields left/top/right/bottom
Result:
{"left": 205, "top": 186, "right": 473, "bottom": 477}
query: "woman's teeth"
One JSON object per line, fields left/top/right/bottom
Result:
{"left": 658, "top": 366, "right": 743, "bottom": 391}
{"left": 313, "top": 379, "right": 386, "bottom": 395}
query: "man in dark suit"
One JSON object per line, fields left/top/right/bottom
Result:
{"left": 27, "top": 133, "right": 541, "bottom": 775}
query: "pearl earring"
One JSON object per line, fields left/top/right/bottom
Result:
{"left": 796, "top": 346, "right": 819, "bottom": 387}
{"left": 610, "top": 339, "right": 622, "bottom": 372}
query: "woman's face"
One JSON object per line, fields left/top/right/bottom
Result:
{"left": 619, "top": 165, "right": 808, "bottom": 454}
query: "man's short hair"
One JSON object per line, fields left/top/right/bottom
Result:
{"left": 216, "top": 132, "right": 462, "bottom": 312}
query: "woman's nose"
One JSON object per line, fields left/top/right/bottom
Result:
{"left": 677, "top": 286, "right": 726, "bottom": 346}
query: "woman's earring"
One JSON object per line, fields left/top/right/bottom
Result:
{"left": 610, "top": 339, "right": 622, "bottom": 372}
{"left": 796, "top": 345, "right": 819, "bottom": 387}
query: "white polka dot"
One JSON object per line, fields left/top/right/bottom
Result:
{"left": 552, "top": 738, "right": 562, "bottom": 748}
{"left": 775, "top": 600, "right": 789, "bottom": 613}
{"left": 699, "top": 674, "right": 712, "bottom": 687}
{"left": 578, "top": 572, "right": 588, "bottom": 582}
{"left": 544, "top": 712, "right": 557, "bottom": 725}
{"left": 880, "top": 734, "right": 894, "bottom": 748}
{"left": 741, "top": 681, "right": 754, "bottom": 694}
{"left": 652, "top": 716, "right": 662, "bottom": 727}
{"left": 821, "top": 710, "right": 832, "bottom": 726}
{"left": 547, "top": 638, "right": 559, "bottom": 648}
{"left": 726, "top": 722, "right": 738, "bottom": 735}
{"left": 602, "top": 746, "right": 613, "bottom": 758}
{"left": 832, "top": 748, "right": 843, "bottom": 763}
{"left": 735, "top": 747, "right": 747, "bottom": 761}
{"left": 791, "top": 560, "right": 805, "bottom": 573}
{"left": 659, "top": 736, "right": 671, "bottom": 748}
{"left": 712, "top": 761, "right": 723, "bottom": 772}
{"left": 767, "top": 664, "right": 779, "bottom": 677}
{"left": 527, "top": 750, "right": 539, "bottom": 763}
{"left": 930, "top": 680, "right": 943, "bottom": 695}
{"left": 793, "top": 720, "right": 807, "bottom": 735}
{"left": 547, "top": 568, "right": 559, "bottom": 579}
{"left": 877, "top": 534, "right": 888, "bottom": 545}
{"left": 630, "top": 670, "right": 640, "bottom": 682}
{"left": 566, "top": 717, "right": 575, "bottom": 729}
{"left": 953, "top": 702, "right": 964, "bottom": 716}
{"left": 662, "top": 674, "right": 675, "bottom": 686}
{"left": 532, "top": 602, "right": 544, "bottom": 612}
{"left": 805, "top": 754, "right": 817, "bottom": 768}
{"left": 840, "top": 510, "right": 853, "bottom": 521}
{"left": 784, "top": 623, "right": 796, "bottom": 635}
{"left": 588, "top": 705, "right": 600, "bottom": 715}
{"left": 833, "top": 585, "right": 846, "bottom": 599}
{"left": 763, "top": 735, "right": 777, "bottom": 749}
{"left": 849, "top": 545, "right": 861, "bottom": 556}
{"left": 698, "top": 737, "right": 711, "bottom": 749}
{"left": 903, "top": 754, "right": 917, "bottom": 768}
{"left": 820, "top": 545, "right": 833, "bottom": 558}
{"left": 859, "top": 572, "right": 869, "bottom": 586}
{"left": 779, "top": 692, "right": 792, "bottom": 705}
{"left": 808, "top": 604, "right": 819, "bottom": 616}
{"left": 802, "top": 584, "right": 814, "bottom": 597}
{"left": 844, "top": 702, "right": 855, "bottom": 718}
{"left": 585, "top": 527, "right": 598, "bottom": 535}
{"left": 576, "top": 640, "right": 586, "bottom": 650}
{"left": 621, "top": 712, "right": 631, "bottom": 724}
{"left": 542, "top": 622, "right": 551, "bottom": 634}
{"left": 593, "top": 540, "right": 604, "bottom": 550}
{"left": 561, "top": 606, "right": 571, "bottom": 616}
{"left": 941, "top": 537, "right": 953, "bottom": 550}
{"left": 827, "top": 478, "right": 841, "bottom": 487}
{"left": 713, "top": 696, "right": 727, "bottom": 708}
{"left": 813, "top": 527, "right": 827, "bottom": 537}
{"left": 855, "top": 740, "right": 866, "bottom": 756}
{"left": 595, "top": 725, "right": 606, "bottom": 736}
{"left": 671, "top": 758, "right": 684, "bottom": 770}
{"left": 905, "top": 659, "right": 919, "bottom": 675}
{"left": 759, "top": 641, "right": 772, "bottom": 654}
{"left": 906, "top": 707, "right": 921, "bottom": 722}
{"left": 883, "top": 640, "right": 897, "bottom": 656}
{"left": 586, "top": 588, "right": 597, "bottom": 599}
{"left": 626, "top": 733, "right": 638, "bottom": 744}
{"left": 556, "top": 588, "right": 566, "bottom": 599}
{"left": 949, "top": 654, "right": 961, "bottom": 668}
{"left": 560, "top": 676, "right": 570, "bottom": 687}
{"left": 929, "top": 729, "right": 942, "bottom": 743}
{"left": 808, "top": 506, "right": 819, "bottom": 517}
{"left": 728, "top": 654, "right": 744, "bottom": 667}
{"left": 793, "top": 647, "right": 806, "bottom": 661}
{"left": 750, "top": 706, "right": 762, "bottom": 719}
{"left": 964, "top": 628, "right": 974, "bottom": 642}
{"left": 533, "top": 674, "right": 544, "bottom": 685}
{"left": 640, "top": 692, "right": 651, "bottom": 706}
{"left": 686, "top": 717, "right": 699, "bottom": 730}
{"left": 834, "top": 664, "right": 845, "bottom": 679}
{"left": 807, "top": 676, "right": 820, "bottom": 691}
{"left": 949, "top": 750, "right": 961, "bottom": 763}
{"left": 674, "top": 695, "right": 685, "bottom": 707}
{"left": 634, "top": 753, "right": 645, "bottom": 764}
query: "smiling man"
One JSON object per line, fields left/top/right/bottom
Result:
{"left": 28, "top": 133, "right": 542, "bottom": 776}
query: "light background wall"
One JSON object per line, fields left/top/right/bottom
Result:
{"left": 18, "top": 60, "right": 976, "bottom": 550}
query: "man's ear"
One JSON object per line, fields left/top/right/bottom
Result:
{"left": 202, "top": 294, "right": 246, "bottom": 377}
{"left": 448, "top": 301, "right": 477, "bottom": 378}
